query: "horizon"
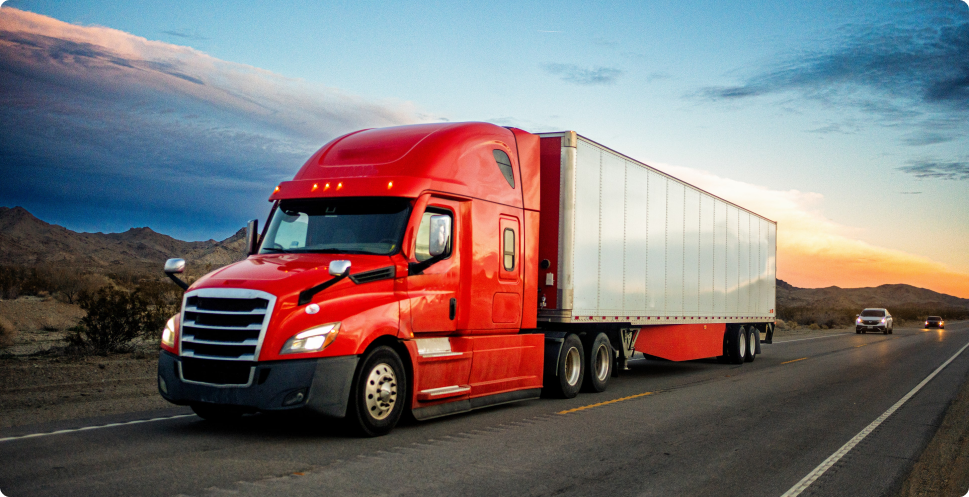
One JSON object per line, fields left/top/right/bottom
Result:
{"left": 0, "top": 2, "right": 967, "bottom": 297}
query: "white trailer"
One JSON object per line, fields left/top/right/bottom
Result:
{"left": 534, "top": 131, "right": 776, "bottom": 370}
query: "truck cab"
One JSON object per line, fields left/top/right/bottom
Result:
{"left": 157, "top": 122, "right": 546, "bottom": 435}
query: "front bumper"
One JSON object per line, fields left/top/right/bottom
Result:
{"left": 856, "top": 324, "right": 887, "bottom": 331}
{"left": 157, "top": 350, "right": 358, "bottom": 417}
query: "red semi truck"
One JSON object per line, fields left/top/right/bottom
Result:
{"left": 158, "top": 122, "right": 776, "bottom": 436}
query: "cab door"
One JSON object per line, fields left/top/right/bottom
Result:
{"left": 407, "top": 198, "right": 461, "bottom": 333}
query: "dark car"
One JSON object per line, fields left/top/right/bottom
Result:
{"left": 856, "top": 308, "right": 894, "bottom": 334}
{"left": 925, "top": 316, "right": 945, "bottom": 329}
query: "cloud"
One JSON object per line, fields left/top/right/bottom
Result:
{"left": 652, "top": 162, "right": 969, "bottom": 298}
{"left": 0, "top": 8, "right": 426, "bottom": 240}
{"left": 697, "top": 3, "right": 969, "bottom": 136}
{"left": 161, "top": 29, "right": 208, "bottom": 41}
{"left": 897, "top": 160, "right": 969, "bottom": 180}
{"left": 543, "top": 63, "right": 623, "bottom": 86}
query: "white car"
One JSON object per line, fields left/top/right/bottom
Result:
{"left": 856, "top": 308, "right": 893, "bottom": 334}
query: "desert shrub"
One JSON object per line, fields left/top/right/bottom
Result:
{"left": 135, "top": 279, "right": 182, "bottom": 340}
{"left": 69, "top": 287, "right": 155, "bottom": 353}
{"left": 52, "top": 270, "right": 107, "bottom": 304}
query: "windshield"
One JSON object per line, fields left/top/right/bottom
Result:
{"left": 260, "top": 197, "right": 411, "bottom": 255}
{"left": 860, "top": 309, "right": 885, "bottom": 317}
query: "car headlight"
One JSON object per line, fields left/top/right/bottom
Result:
{"left": 161, "top": 315, "right": 178, "bottom": 348}
{"left": 856, "top": 318, "right": 862, "bottom": 323}
{"left": 880, "top": 318, "right": 886, "bottom": 323}
{"left": 281, "top": 322, "right": 341, "bottom": 354}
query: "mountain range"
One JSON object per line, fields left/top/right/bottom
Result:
{"left": 1, "top": 205, "right": 966, "bottom": 311}
{"left": 0, "top": 206, "right": 245, "bottom": 274}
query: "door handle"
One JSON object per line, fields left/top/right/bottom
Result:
{"left": 449, "top": 298, "right": 456, "bottom": 320}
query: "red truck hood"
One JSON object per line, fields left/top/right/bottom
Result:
{"left": 191, "top": 253, "right": 396, "bottom": 294}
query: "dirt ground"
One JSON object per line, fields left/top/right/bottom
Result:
{"left": 0, "top": 296, "right": 170, "bottom": 429}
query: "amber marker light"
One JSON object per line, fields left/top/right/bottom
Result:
{"left": 324, "top": 182, "right": 331, "bottom": 190}
{"left": 311, "top": 183, "right": 319, "bottom": 192}
{"left": 273, "top": 185, "right": 280, "bottom": 193}
{"left": 337, "top": 182, "right": 343, "bottom": 190}
{"left": 387, "top": 181, "right": 394, "bottom": 189}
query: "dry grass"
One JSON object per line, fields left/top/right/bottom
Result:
{"left": 0, "top": 315, "right": 17, "bottom": 349}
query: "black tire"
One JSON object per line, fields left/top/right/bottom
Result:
{"left": 545, "top": 334, "right": 584, "bottom": 399}
{"left": 856, "top": 328, "right": 861, "bottom": 334}
{"left": 582, "top": 333, "right": 612, "bottom": 393}
{"left": 191, "top": 403, "right": 246, "bottom": 422}
{"left": 347, "top": 345, "right": 406, "bottom": 437}
{"left": 883, "top": 328, "right": 889, "bottom": 335}
{"left": 745, "top": 326, "right": 758, "bottom": 363}
{"left": 725, "top": 326, "right": 747, "bottom": 365}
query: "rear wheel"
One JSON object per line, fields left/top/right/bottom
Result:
{"left": 744, "top": 326, "right": 757, "bottom": 363}
{"left": 347, "top": 346, "right": 406, "bottom": 437}
{"left": 582, "top": 333, "right": 612, "bottom": 393}
{"left": 725, "top": 326, "right": 747, "bottom": 365}
{"left": 545, "top": 334, "right": 584, "bottom": 398}
{"left": 191, "top": 403, "right": 246, "bottom": 422}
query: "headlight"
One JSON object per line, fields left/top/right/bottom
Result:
{"left": 281, "top": 322, "right": 341, "bottom": 354}
{"left": 856, "top": 318, "right": 862, "bottom": 323}
{"left": 880, "top": 318, "right": 886, "bottom": 323}
{"left": 161, "top": 315, "right": 178, "bottom": 348}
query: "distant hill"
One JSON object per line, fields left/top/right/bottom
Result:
{"left": 777, "top": 279, "right": 969, "bottom": 310}
{"left": 0, "top": 206, "right": 245, "bottom": 273}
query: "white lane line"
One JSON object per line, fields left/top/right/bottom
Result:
{"left": 773, "top": 333, "right": 852, "bottom": 344}
{"left": 0, "top": 414, "right": 196, "bottom": 443}
{"left": 780, "top": 337, "right": 969, "bottom": 497}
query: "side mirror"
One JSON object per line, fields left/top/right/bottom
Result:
{"left": 329, "top": 260, "right": 351, "bottom": 276}
{"left": 246, "top": 219, "right": 260, "bottom": 256}
{"left": 164, "top": 258, "right": 189, "bottom": 290}
{"left": 164, "top": 258, "right": 186, "bottom": 274}
{"left": 428, "top": 215, "right": 451, "bottom": 257}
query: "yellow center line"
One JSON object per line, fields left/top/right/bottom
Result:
{"left": 781, "top": 357, "right": 808, "bottom": 365}
{"left": 855, "top": 344, "right": 867, "bottom": 348}
{"left": 558, "top": 391, "right": 654, "bottom": 414}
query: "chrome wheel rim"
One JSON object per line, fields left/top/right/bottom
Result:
{"left": 364, "top": 362, "right": 397, "bottom": 420}
{"left": 594, "top": 343, "right": 610, "bottom": 381}
{"left": 564, "top": 346, "right": 581, "bottom": 386}
{"left": 748, "top": 329, "right": 756, "bottom": 356}
{"left": 739, "top": 328, "right": 747, "bottom": 358}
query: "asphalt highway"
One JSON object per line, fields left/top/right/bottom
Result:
{"left": 2, "top": 322, "right": 968, "bottom": 496}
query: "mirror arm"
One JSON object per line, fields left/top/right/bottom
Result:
{"left": 407, "top": 253, "right": 447, "bottom": 276}
{"left": 165, "top": 272, "right": 189, "bottom": 291}
{"left": 298, "top": 268, "right": 350, "bottom": 306}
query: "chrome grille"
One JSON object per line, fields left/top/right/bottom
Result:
{"left": 179, "top": 288, "right": 276, "bottom": 362}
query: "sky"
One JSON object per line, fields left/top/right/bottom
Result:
{"left": 0, "top": 1, "right": 967, "bottom": 297}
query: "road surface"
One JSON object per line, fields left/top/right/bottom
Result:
{"left": 1, "top": 322, "right": 967, "bottom": 496}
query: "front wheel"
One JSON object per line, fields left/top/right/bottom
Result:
{"left": 347, "top": 346, "right": 406, "bottom": 437}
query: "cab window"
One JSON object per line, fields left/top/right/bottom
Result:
{"left": 414, "top": 209, "right": 453, "bottom": 262}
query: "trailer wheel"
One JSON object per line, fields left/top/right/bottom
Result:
{"left": 725, "top": 326, "right": 747, "bottom": 365}
{"left": 191, "top": 403, "right": 246, "bottom": 422}
{"left": 347, "top": 346, "right": 406, "bottom": 437}
{"left": 545, "top": 334, "right": 584, "bottom": 399}
{"left": 744, "top": 326, "right": 757, "bottom": 363}
{"left": 582, "top": 333, "right": 612, "bottom": 393}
